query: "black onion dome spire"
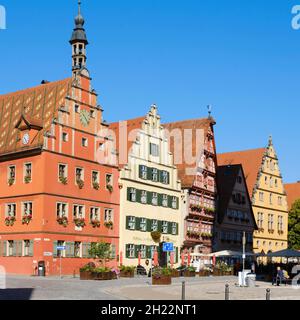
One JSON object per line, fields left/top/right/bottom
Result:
{"left": 70, "top": 0, "right": 88, "bottom": 45}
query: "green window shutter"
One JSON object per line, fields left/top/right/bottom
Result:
{"left": 111, "top": 244, "right": 116, "bottom": 259}
{"left": 126, "top": 216, "right": 130, "bottom": 230}
{"left": 127, "top": 188, "right": 131, "bottom": 201}
{"left": 17, "top": 241, "right": 23, "bottom": 257}
{"left": 135, "top": 217, "right": 141, "bottom": 231}
{"left": 158, "top": 194, "right": 163, "bottom": 206}
{"left": 3, "top": 241, "right": 7, "bottom": 257}
{"left": 147, "top": 167, "right": 152, "bottom": 180}
{"left": 176, "top": 197, "right": 179, "bottom": 210}
{"left": 135, "top": 245, "right": 140, "bottom": 258}
{"left": 125, "top": 244, "right": 130, "bottom": 258}
{"left": 147, "top": 192, "right": 152, "bottom": 205}
{"left": 146, "top": 246, "right": 152, "bottom": 259}
{"left": 175, "top": 247, "right": 179, "bottom": 263}
{"left": 29, "top": 240, "right": 34, "bottom": 257}
{"left": 158, "top": 220, "right": 162, "bottom": 233}
{"left": 53, "top": 241, "right": 58, "bottom": 258}
{"left": 146, "top": 219, "right": 152, "bottom": 232}
{"left": 136, "top": 189, "right": 142, "bottom": 203}
{"left": 12, "top": 241, "right": 17, "bottom": 257}
{"left": 166, "top": 172, "right": 170, "bottom": 184}
{"left": 158, "top": 170, "right": 163, "bottom": 183}
{"left": 168, "top": 222, "right": 173, "bottom": 235}
{"left": 176, "top": 223, "right": 179, "bottom": 235}
{"left": 168, "top": 196, "right": 173, "bottom": 208}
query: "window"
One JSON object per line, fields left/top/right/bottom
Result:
{"left": 106, "top": 174, "right": 113, "bottom": 189}
{"left": 62, "top": 132, "right": 68, "bottom": 142}
{"left": 90, "top": 207, "right": 100, "bottom": 221}
{"left": 268, "top": 214, "right": 274, "bottom": 231}
{"left": 278, "top": 196, "right": 282, "bottom": 206}
{"left": 269, "top": 193, "right": 273, "bottom": 205}
{"left": 259, "top": 192, "right": 264, "bottom": 202}
{"left": 140, "top": 218, "right": 147, "bottom": 232}
{"left": 257, "top": 212, "right": 264, "bottom": 229}
{"left": 8, "top": 241, "right": 14, "bottom": 257}
{"left": 162, "top": 194, "right": 168, "bottom": 207}
{"left": 275, "top": 179, "right": 278, "bottom": 188}
{"left": 127, "top": 216, "right": 136, "bottom": 230}
{"left": 269, "top": 177, "right": 273, "bottom": 188}
{"left": 171, "top": 196, "right": 178, "bottom": 209}
{"left": 171, "top": 222, "right": 177, "bottom": 235}
{"left": 23, "top": 240, "right": 33, "bottom": 257}
{"left": 104, "top": 209, "right": 113, "bottom": 223}
{"left": 265, "top": 176, "right": 268, "bottom": 185}
{"left": 82, "top": 138, "right": 88, "bottom": 147}
{"left": 278, "top": 216, "right": 283, "bottom": 232}
{"left": 59, "top": 164, "right": 67, "bottom": 180}
{"left": 8, "top": 166, "right": 16, "bottom": 184}
{"left": 75, "top": 104, "right": 80, "bottom": 113}
{"left": 129, "top": 188, "right": 137, "bottom": 202}
{"left": 56, "top": 203, "right": 68, "bottom": 218}
{"left": 141, "top": 190, "right": 147, "bottom": 204}
{"left": 74, "top": 242, "right": 81, "bottom": 258}
{"left": 151, "top": 168, "right": 158, "bottom": 182}
{"left": 76, "top": 168, "right": 84, "bottom": 182}
{"left": 152, "top": 193, "right": 158, "bottom": 206}
{"left": 6, "top": 204, "right": 16, "bottom": 217}
{"left": 127, "top": 244, "right": 135, "bottom": 258}
{"left": 91, "top": 171, "right": 99, "bottom": 183}
{"left": 162, "top": 221, "right": 168, "bottom": 234}
{"left": 57, "top": 240, "right": 66, "bottom": 257}
{"left": 73, "top": 205, "right": 84, "bottom": 218}
{"left": 90, "top": 110, "right": 95, "bottom": 118}
{"left": 140, "top": 165, "right": 147, "bottom": 180}
{"left": 161, "top": 171, "right": 169, "bottom": 184}
{"left": 150, "top": 143, "right": 159, "bottom": 157}
{"left": 22, "top": 202, "right": 32, "bottom": 217}
{"left": 24, "top": 163, "right": 32, "bottom": 182}
{"left": 140, "top": 245, "right": 147, "bottom": 259}
{"left": 151, "top": 219, "right": 158, "bottom": 231}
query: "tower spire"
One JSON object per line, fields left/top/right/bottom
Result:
{"left": 70, "top": 0, "right": 88, "bottom": 77}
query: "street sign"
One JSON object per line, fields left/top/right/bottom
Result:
{"left": 57, "top": 246, "right": 66, "bottom": 251}
{"left": 163, "top": 242, "right": 174, "bottom": 252}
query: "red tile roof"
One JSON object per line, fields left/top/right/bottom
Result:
{"left": 217, "top": 148, "right": 266, "bottom": 197}
{"left": 0, "top": 78, "right": 72, "bottom": 155}
{"left": 163, "top": 118, "right": 216, "bottom": 188}
{"left": 284, "top": 182, "right": 300, "bottom": 209}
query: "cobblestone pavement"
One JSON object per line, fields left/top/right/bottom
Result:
{"left": 1, "top": 275, "right": 300, "bottom": 300}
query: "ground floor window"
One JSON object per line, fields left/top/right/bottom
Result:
{"left": 74, "top": 242, "right": 81, "bottom": 258}
{"left": 140, "top": 245, "right": 147, "bottom": 259}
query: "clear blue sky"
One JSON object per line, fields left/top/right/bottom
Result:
{"left": 0, "top": 0, "right": 299, "bottom": 183}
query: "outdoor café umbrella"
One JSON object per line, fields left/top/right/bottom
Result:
{"left": 170, "top": 251, "right": 174, "bottom": 268}
{"left": 153, "top": 250, "right": 158, "bottom": 266}
{"left": 119, "top": 251, "right": 123, "bottom": 266}
{"left": 187, "top": 252, "right": 191, "bottom": 266}
{"left": 212, "top": 255, "right": 216, "bottom": 267}
{"left": 181, "top": 252, "right": 185, "bottom": 266}
{"left": 266, "top": 249, "right": 300, "bottom": 258}
{"left": 209, "top": 250, "right": 255, "bottom": 257}
{"left": 138, "top": 251, "right": 141, "bottom": 265}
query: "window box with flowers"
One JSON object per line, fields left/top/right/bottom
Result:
{"left": 74, "top": 217, "right": 86, "bottom": 228}
{"left": 201, "top": 232, "right": 212, "bottom": 239}
{"left": 104, "top": 221, "right": 113, "bottom": 229}
{"left": 59, "top": 176, "right": 68, "bottom": 185}
{"left": 92, "top": 182, "right": 100, "bottom": 190}
{"left": 57, "top": 216, "right": 68, "bottom": 227}
{"left": 24, "top": 176, "right": 32, "bottom": 184}
{"left": 76, "top": 179, "right": 84, "bottom": 189}
{"left": 22, "top": 214, "right": 32, "bottom": 225}
{"left": 8, "top": 178, "right": 15, "bottom": 186}
{"left": 5, "top": 216, "right": 16, "bottom": 226}
{"left": 90, "top": 219, "right": 100, "bottom": 228}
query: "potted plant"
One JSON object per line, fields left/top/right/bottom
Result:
{"left": 152, "top": 267, "right": 172, "bottom": 285}
{"left": 8, "top": 178, "right": 15, "bottom": 186}
{"left": 90, "top": 219, "right": 100, "bottom": 228}
{"left": 80, "top": 263, "right": 96, "bottom": 280}
{"left": 151, "top": 231, "right": 161, "bottom": 243}
{"left": 170, "top": 268, "right": 180, "bottom": 278}
{"left": 106, "top": 184, "right": 113, "bottom": 193}
{"left": 92, "top": 182, "right": 100, "bottom": 190}
{"left": 22, "top": 214, "right": 32, "bottom": 225}
{"left": 24, "top": 176, "right": 31, "bottom": 184}
{"left": 76, "top": 179, "right": 84, "bottom": 189}
{"left": 57, "top": 216, "right": 68, "bottom": 227}
{"left": 120, "top": 266, "right": 135, "bottom": 278}
{"left": 92, "top": 267, "right": 115, "bottom": 280}
{"left": 104, "top": 221, "right": 113, "bottom": 229}
{"left": 5, "top": 216, "right": 16, "bottom": 226}
{"left": 59, "top": 176, "right": 68, "bottom": 185}
{"left": 74, "top": 217, "right": 86, "bottom": 228}
{"left": 184, "top": 266, "right": 196, "bottom": 277}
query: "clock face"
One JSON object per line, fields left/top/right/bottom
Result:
{"left": 22, "top": 133, "right": 30, "bottom": 145}
{"left": 79, "top": 109, "right": 91, "bottom": 127}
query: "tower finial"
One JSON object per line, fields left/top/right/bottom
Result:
{"left": 78, "top": 0, "right": 81, "bottom": 15}
{"left": 207, "top": 105, "right": 212, "bottom": 119}
{"left": 268, "top": 135, "right": 273, "bottom": 146}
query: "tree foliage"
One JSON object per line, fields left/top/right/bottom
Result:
{"left": 288, "top": 199, "right": 300, "bottom": 250}
{"left": 89, "top": 242, "right": 111, "bottom": 260}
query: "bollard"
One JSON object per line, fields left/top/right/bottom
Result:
{"left": 225, "top": 284, "right": 230, "bottom": 300}
{"left": 73, "top": 270, "right": 76, "bottom": 278}
{"left": 266, "top": 289, "right": 271, "bottom": 300}
{"left": 182, "top": 281, "right": 186, "bottom": 300}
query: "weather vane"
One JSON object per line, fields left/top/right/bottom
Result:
{"left": 207, "top": 105, "right": 212, "bottom": 118}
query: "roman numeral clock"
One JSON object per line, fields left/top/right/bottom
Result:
{"left": 79, "top": 109, "right": 90, "bottom": 127}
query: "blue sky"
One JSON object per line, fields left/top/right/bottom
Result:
{"left": 0, "top": 0, "right": 299, "bottom": 183}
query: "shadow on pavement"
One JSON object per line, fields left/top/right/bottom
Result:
{"left": 0, "top": 288, "right": 34, "bottom": 300}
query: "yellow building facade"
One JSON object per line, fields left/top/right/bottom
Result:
{"left": 110, "top": 105, "right": 182, "bottom": 267}
{"left": 218, "top": 137, "right": 289, "bottom": 256}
